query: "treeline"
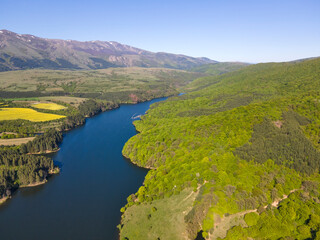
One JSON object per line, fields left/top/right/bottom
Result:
{"left": 0, "top": 90, "right": 68, "bottom": 98}
{"left": 60, "top": 99, "right": 118, "bottom": 131}
{"left": 0, "top": 119, "right": 37, "bottom": 135}
{"left": 60, "top": 114, "right": 85, "bottom": 131}
{"left": 20, "top": 129, "right": 62, "bottom": 154}
{"left": 78, "top": 99, "right": 106, "bottom": 117}
{"left": 0, "top": 147, "right": 54, "bottom": 199}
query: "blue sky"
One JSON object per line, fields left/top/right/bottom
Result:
{"left": 1, "top": 0, "right": 319, "bottom": 63}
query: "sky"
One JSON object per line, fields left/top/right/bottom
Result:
{"left": 1, "top": 0, "right": 319, "bottom": 63}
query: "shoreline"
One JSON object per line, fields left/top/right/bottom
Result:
{"left": 0, "top": 95, "right": 169, "bottom": 207}
{"left": 0, "top": 196, "right": 9, "bottom": 205}
{"left": 122, "top": 153, "right": 156, "bottom": 170}
{"left": 28, "top": 148, "right": 60, "bottom": 155}
{"left": 20, "top": 180, "right": 47, "bottom": 188}
{"left": 0, "top": 167, "right": 60, "bottom": 205}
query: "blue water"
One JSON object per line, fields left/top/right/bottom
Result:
{"left": 0, "top": 97, "right": 167, "bottom": 240}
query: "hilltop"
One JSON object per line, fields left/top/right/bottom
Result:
{"left": 0, "top": 30, "right": 216, "bottom": 71}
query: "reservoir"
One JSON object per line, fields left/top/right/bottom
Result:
{"left": 0, "top": 97, "right": 167, "bottom": 240}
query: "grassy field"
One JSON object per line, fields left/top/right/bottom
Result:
{"left": 38, "top": 96, "right": 87, "bottom": 107}
{"left": 0, "top": 67, "right": 203, "bottom": 93}
{"left": 32, "top": 102, "right": 67, "bottom": 110}
{"left": 0, "top": 137, "right": 35, "bottom": 146}
{"left": 120, "top": 188, "right": 198, "bottom": 240}
{"left": 0, "top": 108, "right": 65, "bottom": 122}
{"left": 190, "top": 62, "right": 249, "bottom": 75}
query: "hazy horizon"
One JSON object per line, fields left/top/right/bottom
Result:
{"left": 1, "top": 0, "right": 319, "bottom": 63}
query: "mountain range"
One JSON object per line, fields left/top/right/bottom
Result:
{"left": 0, "top": 30, "right": 216, "bottom": 71}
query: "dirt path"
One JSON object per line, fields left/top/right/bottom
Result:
{"left": 208, "top": 189, "right": 299, "bottom": 239}
{"left": 182, "top": 184, "right": 202, "bottom": 203}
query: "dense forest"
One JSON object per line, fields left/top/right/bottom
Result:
{"left": 0, "top": 146, "right": 54, "bottom": 200}
{"left": 120, "top": 57, "right": 320, "bottom": 239}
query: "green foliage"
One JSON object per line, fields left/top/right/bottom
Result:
{"left": 225, "top": 189, "right": 320, "bottom": 239}
{"left": 0, "top": 146, "right": 54, "bottom": 199}
{"left": 244, "top": 212, "right": 259, "bottom": 226}
{"left": 121, "top": 58, "right": 320, "bottom": 239}
{"left": 21, "top": 128, "right": 62, "bottom": 154}
{"left": 189, "top": 62, "right": 249, "bottom": 75}
{"left": 235, "top": 111, "right": 320, "bottom": 175}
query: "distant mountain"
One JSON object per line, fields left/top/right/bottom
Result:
{"left": 0, "top": 30, "right": 217, "bottom": 71}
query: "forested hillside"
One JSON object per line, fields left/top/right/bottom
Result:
{"left": 120, "top": 58, "right": 320, "bottom": 239}
{"left": 189, "top": 62, "right": 249, "bottom": 75}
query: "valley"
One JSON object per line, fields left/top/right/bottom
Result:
{"left": 0, "top": 29, "right": 319, "bottom": 240}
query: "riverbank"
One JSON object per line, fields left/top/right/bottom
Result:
{"left": 122, "top": 154, "right": 156, "bottom": 170}
{"left": 0, "top": 166, "right": 60, "bottom": 206}
{"left": 20, "top": 180, "right": 47, "bottom": 188}
{"left": 0, "top": 196, "right": 9, "bottom": 205}
{"left": 0, "top": 96, "right": 167, "bottom": 239}
{"left": 0, "top": 96, "right": 169, "bottom": 209}
{"left": 28, "top": 148, "right": 60, "bottom": 155}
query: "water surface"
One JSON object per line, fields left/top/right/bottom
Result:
{"left": 0, "top": 97, "right": 166, "bottom": 240}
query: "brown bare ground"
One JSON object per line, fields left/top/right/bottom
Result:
{"left": 0, "top": 137, "right": 35, "bottom": 146}
{"left": 273, "top": 120, "right": 283, "bottom": 128}
{"left": 20, "top": 180, "right": 47, "bottom": 188}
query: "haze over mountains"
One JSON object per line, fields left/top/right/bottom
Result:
{"left": 0, "top": 30, "right": 217, "bottom": 71}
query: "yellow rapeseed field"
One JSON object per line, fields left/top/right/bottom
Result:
{"left": 32, "top": 102, "right": 67, "bottom": 110}
{"left": 0, "top": 108, "right": 66, "bottom": 122}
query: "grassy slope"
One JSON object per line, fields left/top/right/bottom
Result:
{"left": 0, "top": 67, "right": 203, "bottom": 94}
{"left": 189, "top": 62, "right": 249, "bottom": 75}
{"left": 120, "top": 58, "right": 320, "bottom": 239}
{"left": 120, "top": 188, "right": 198, "bottom": 240}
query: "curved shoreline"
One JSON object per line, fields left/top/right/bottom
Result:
{"left": 122, "top": 154, "right": 156, "bottom": 170}
{"left": 0, "top": 167, "right": 60, "bottom": 205}
{"left": 0, "top": 95, "right": 171, "bottom": 207}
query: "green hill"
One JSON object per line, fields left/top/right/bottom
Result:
{"left": 120, "top": 58, "right": 320, "bottom": 239}
{"left": 189, "top": 62, "right": 249, "bottom": 75}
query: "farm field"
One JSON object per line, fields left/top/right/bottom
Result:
{"left": 0, "top": 108, "right": 65, "bottom": 122}
{"left": 0, "top": 137, "right": 35, "bottom": 146}
{"left": 39, "top": 96, "right": 87, "bottom": 106}
{"left": 32, "top": 102, "right": 67, "bottom": 110}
